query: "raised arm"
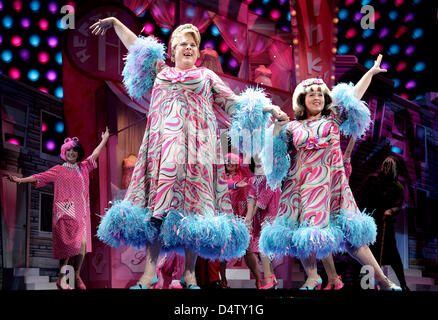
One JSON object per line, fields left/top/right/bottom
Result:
{"left": 353, "top": 54, "right": 387, "bottom": 99}
{"left": 91, "top": 127, "right": 110, "bottom": 162}
{"left": 90, "top": 17, "right": 138, "bottom": 49}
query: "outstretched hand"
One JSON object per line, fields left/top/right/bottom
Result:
{"left": 271, "top": 105, "right": 289, "bottom": 122}
{"left": 7, "top": 174, "right": 21, "bottom": 183}
{"left": 273, "top": 119, "right": 289, "bottom": 136}
{"left": 369, "top": 54, "right": 387, "bottom": 76}
{"left": 101, "top": 126, "right": 110, "bottom": 141}
{"left": 89, "top": 17, "right": 116, "bottom": 36}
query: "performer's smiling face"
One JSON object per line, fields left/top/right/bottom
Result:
{"left": 304, "top": 88, "right": 325, "bottom": 118}
{"left": 174, "top": 33, "right": 199, "bottom": 70}
{"left": 65, "top": 148, "right": 78, "bottom": 164}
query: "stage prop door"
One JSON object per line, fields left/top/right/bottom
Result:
{"left": 0, "top": 171, "right": 29, "bottom": 268}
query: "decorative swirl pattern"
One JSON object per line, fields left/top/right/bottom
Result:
{"left": 105, "top": 65, "right": 251, "bottom": 259}
{"left": 260, "top": 112, "right": 375, "bottom": 259}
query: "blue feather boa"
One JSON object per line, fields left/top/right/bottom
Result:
{"left": 96, "top": 200, "right": 159, "bottom": 249}
{"left": 332, "top": 82, "right": 371, "bottom": 139}
{"left": 229, "top": 87, "right": 272, "bottom": 156}
{"left": 261, "top": 125, "right": 291, "bottom": 190}
{"left": 122, "top": 36, "right": 166, "bottom": 99}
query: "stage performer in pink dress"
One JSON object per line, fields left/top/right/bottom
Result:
{"left": 8, "top": 128, "right": 110, "bottom": 290}
{"left": 90, "top": 18, "right": 289, "bottom": 289}
{"left": 244, "top": 157, "right": 281, "bottom": 289}
{"left": 225, "top": 153, "right": 252, "bottom": 218}
{"left": 237, "top": 55, "right": 401, "bottom": 290}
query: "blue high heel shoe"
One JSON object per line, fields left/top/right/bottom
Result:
{"left": 130, "top": 275, "right": 159, "bottom": 289}
{"left": 299, "top": 277, "right": 323, "bottom": 290}
{"left": 180, "top": 277, "right": 201, "bottom": 289}
{"left": 376, "top": 278, "right": 402, "bottom": 291}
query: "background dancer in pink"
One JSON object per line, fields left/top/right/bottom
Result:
{"left": 256, "top": 55, "right": 401, "bottom": 290}
{"left": 8, "top": 128, "right": 109, "bottom": 290}
{"left": 91, "top": 18, "right": 288, "bottom": 289}
{"left": 244, "top": 155, "right": 281, "bottom": 289}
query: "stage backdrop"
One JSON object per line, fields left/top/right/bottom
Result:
{"left": 290, "top": 0, "right": 338, "bottom": 87}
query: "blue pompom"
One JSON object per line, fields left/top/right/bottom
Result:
{"left": 122, "top": 36, "right": 166, "bottom": 99}
{"left": 229, "top": 87, "right": 272, "bottom": 156}
{"left": 96, "top": 200, "right": 159, "bottom": 249}
{"left": 332, "top": 208, "right": 377, "bottom": 250}
{"left": 332, "top": 82, "right": 371, "bottom": 139}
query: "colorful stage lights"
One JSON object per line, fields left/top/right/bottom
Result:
{"left": 46, "top": 70, "right": 57, "bottom": 82}
{"left": 412, "top": 28, "right": 423, "bottom": 39}
{"left": 45, "top": 140, "right": 56, "bottom": 151}
{"left": 11, "top": 35, "right": 22, "bottom": 47}
{"left": 38, "top": 18, "right": 49, "bottom": 31}
{"left": 21, "top": 17, "right": 31, "bottom": 29}
{"left": 1, "top": 50, "right": 12, "bottom": 63}
{"left": 28, "top": 69, "right": 40, "bottom": 81}
{"left": 211, "top": 25, "right": 220, "bottom": 37}
{"left": 413, "top": 62, "right": 425, "bottom": 72}
{"left": 38, "top": 51, "right": 49, "bottom": 64}
{"left": 30, "top": 0, "right": 40, "bottom": 12}
{"left": 55, "top": 121, "right": 64, "bottom": 133}
{"left": 2, "top": 15, "right": 13, "bottom": 29}
{"left": 19, "top": 49, "right": 30, "bottom": 61}
{"left": 9, "top": 67, "right": 21, "bottom": 80}
{"left": 47, "top": 36, "right": 58, "bottom": 48}
{"left": 54, "top": 87, "right": 63, "bottom": 99}
{"left": 29, "top": 34, "right": 40, "bottom": 47}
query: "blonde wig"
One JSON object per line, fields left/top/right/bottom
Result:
{"left": 170, "top": 24, "right": 201, "bottom": 62}
{"left": 292, "top": 78, "right": 333, "bottom": 120}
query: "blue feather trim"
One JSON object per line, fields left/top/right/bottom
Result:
{"left": 161, "top": 210, "right": 250, "bottom": 261}
{"left": 261, "top": 125, "right": 291, "bottom": 190}
{"left": 229, "top": 87, "right": 272, "bottom": 156}
{"left": 122, "top": 36, "right": 166, "bottom": 99}
{"left": 259, "top": 215, "right": 297, "bottom": 259}
{"left": 332, "top": 209, "right": 377, "bottom": 250}
{"left": 291, "top": 222, "right": 344, "bottom": 259}
{"left": 96, "top": 200, "right": 159, "bottom": 249}
{"left": 332, "top": 82, "right": 371, "bottom": 139}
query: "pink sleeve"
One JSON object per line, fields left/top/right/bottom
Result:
{"left": 32, "top": 166, "right": 59, "bottom": 188}
{"left": 255, "top": 187, "right": 275, "bottom": 210}
{"left": 210, "top": 70, "right": 238, "bottom": 116}
{"left": 248, "top": 177, "right": 256, "bottom": 200}
{"left": 80, "top": 156, "right": 98, "bottom": 173}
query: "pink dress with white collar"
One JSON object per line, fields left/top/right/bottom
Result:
{"left": 32, "top": 156, "right": 97, "bottom": 259}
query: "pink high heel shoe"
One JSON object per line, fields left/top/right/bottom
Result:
{"left": 260, "top": 274, "right": 278, "bottom": 289}
{"left": 75, "top": 277, "right": 87, "bottom": 290}
{"left": 323, "top": 275, "right": 344, "bottom": 290}
{"left": 56, "top": 279, "right": 73, "bottom": 290}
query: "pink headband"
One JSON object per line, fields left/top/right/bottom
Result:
{"left": 60, "top": 137, "right": 79, "bottom": 161}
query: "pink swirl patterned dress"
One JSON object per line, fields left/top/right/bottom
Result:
{"left": 125, "top": 66, "right": 236, "bottom": 219}
{"left": 98, "top": 37, "right": 252, "bottom": 261}
{"left": 280, "top": 113, "right": 356, "bottom": 226}
{"left": 260, "top": 108, "right": 376, "bottom": 260}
